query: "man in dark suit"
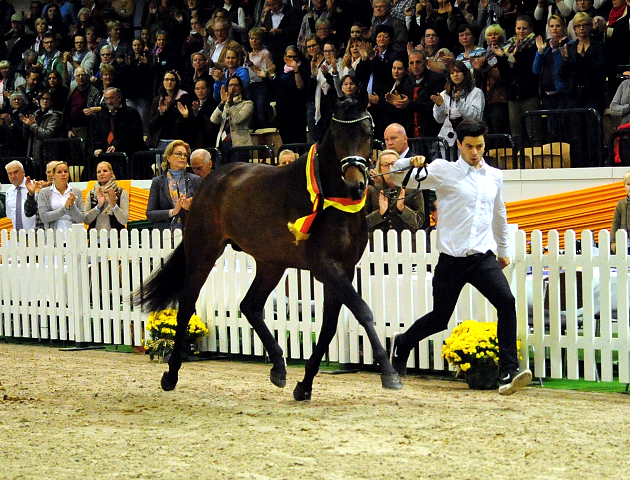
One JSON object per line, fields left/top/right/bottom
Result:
{"left": 261, "top": 0, "right": 302, "bottom": 67}
{"left": 91, "top": 87, "right": 147, "bottom": 160}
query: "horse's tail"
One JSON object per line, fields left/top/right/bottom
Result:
{"left": 131, "top": 243, "right": 186, "bottom": 313}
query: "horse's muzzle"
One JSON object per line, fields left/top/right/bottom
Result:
{"left": 340, "top": 156, "right": 369, "bottom": 200}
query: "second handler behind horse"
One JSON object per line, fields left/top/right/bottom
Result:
{"left": 389, "top": 118, "right": 532, "bottom": 396}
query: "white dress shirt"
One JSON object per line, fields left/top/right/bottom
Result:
{"left": 5, "top": 181, "right": 36, "bottom": 231}
{"left": 391, "top": 157, "right": 509, "bottom": 258}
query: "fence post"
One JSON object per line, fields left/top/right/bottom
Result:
{"left": 67, "top": 226, "right": 88, "bottom": 345}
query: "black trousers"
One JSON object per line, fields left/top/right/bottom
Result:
{"left": 398, "top": 250, "right": 519, "bottom": 374}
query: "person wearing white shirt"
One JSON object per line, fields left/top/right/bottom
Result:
{"left": 4, "top": 160, "right": 37, "bottom": 231}
{"left": 389, "top": 118, "right": 532, "bottom": 396}
{"left": 37, "top": 161, "right": 85, "bottom": 235}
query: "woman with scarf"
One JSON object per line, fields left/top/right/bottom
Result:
{"left": 273, "top": 44, "right": 309, "bottom": 144}
{"left": 146, "top": 140, "right": 201, "bottom": 232}
{"left": 147, "top": 70, "right": 195, "bottom": 149}
{"left": 307, "top": 40, "right": 341, "bottom": 143}
{"left": 84, "top": 161, "right": 129, "bottom": 231}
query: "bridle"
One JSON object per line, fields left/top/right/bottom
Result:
{"left": 331, "top": 113, "right": 373, "bottom": 182}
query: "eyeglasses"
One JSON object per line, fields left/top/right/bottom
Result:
{"left": 285, "top": 54, "right": 299, "bottom": 59}
{"left": 574, "top": 23, "right": 589, "bottom": 28}
{"left": 323, "top": 49, "right": 335, "bottom": 53}
{"left": 425, "top": 33, "right": 438, "bottom": 37}
{"left": 171, "top": 152, "right": 188, "bottom": 158}
{"left": 317, "top": 27, "right": 330, "bottom": 31}
{"left": 306, "top": 44, "right": 318, "bottom": 49}
{"left": 228, "top": 83, "right": 241, "bottom": 87}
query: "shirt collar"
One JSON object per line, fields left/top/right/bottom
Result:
{"left": 456, "top": 157, "right": 486, "bottom": 174}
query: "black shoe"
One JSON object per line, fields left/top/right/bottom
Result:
{"left": 390, "top": 332, "right": 409, "bottom": 377}
{"left": 498, "top": 369, "right": 532, "bottom": 396}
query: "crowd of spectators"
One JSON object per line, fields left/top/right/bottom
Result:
{"left": 0, "top": 0, "right": 628, "bottom": 176}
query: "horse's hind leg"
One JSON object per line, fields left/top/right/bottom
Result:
{"left": 293, "top": 285, "right": 342, "bottom": 401}
{"left": 240, "top": 262, "right": 287, "bottom": 388}
{"left": 162, "top": 243, "right": 224, "bottom": 391}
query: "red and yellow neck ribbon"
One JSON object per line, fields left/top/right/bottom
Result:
{"left": 287, "top": 144, "right": 367, "bottom": 245}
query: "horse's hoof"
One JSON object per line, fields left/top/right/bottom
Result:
{"left": 161, "top": 372, "right": 177, "bottom": 391}
{"left": 381, "top": 373, "right": 404, "bottom": 390}
{"left": 293, "top": 381, "right": 311, "bottom": 401}
{"left": 270, "top": 368, "right": 286, "bottom": 388}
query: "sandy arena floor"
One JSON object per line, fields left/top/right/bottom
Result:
{"left": 1, "top": 344, "right": 629, "bottom": 479}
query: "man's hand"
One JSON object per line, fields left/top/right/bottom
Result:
{"left": 410, "top": 155, "right": 426, "bottom": 168}
{"left": 498, "top": 257, "right": 510, "bottom": 269}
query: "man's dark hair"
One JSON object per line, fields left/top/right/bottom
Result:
{"left": 454, "top": 118, "right": 488, "bottom": 140}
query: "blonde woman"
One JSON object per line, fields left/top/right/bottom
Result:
{"left": 84, "top": 161, "right": 129, "bottom": 231}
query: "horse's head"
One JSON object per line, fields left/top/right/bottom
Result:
{"left": 329, "top": 96, "right": 373, "bottom": 200}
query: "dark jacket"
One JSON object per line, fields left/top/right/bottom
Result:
{"left": 91, "top": 104, "right": 147, "bottom": 157}
{"left": 261, "top": 5, "right": 302, "bottom": 66}
{"left": 407, "top": 69, "right": 446, "bottom": 137}
{"left": 23, "top": 108, "right": 61, "bottom": 160}
{"left": 147, "top": 93, "right": 196, "bottom": 148}
{"left": 146, "top": 171, "right": 201, "bottom": 231}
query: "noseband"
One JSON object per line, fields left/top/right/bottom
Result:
{"left": 331, "top": 114, "right": 373, "bottom": 181}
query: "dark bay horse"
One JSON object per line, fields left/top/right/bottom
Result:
{"left": 132, "top": 97, "right": 403, "bottom": 400}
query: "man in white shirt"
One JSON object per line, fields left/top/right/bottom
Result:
{"left": 4, "top": 160, "right": 36, "bottom": 231}
{"left": 389, "top": 119, "right": 532, "bottom": 395}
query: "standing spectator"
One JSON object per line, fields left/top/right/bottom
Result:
{"left": 389, "top": 118, "right": 532, "bottom": 395}
{"left": 210, "top": 74, "right": 254, "bottom": 160}
{"left": 46, "top": 71, "right": 70, "bottom": 112}
{"left": 432, "top": 60, "right": 485, "bottom": 156}
{"left": 297, "top": 0, "right": 329, "bottom": 54}
{"left": 44, "top": 4, "right": 70, "bottom": 51}
{"left": 30, "top": 18, "right": 48, "bottom": 55}
{"left": 16, "top": 69, "right": 43, "bottom": 111}
{"left": 471, "top": 24, "right": 511, "bottom": 135}
{"left": 146, "top": 139, "right": 201, "bottom": 231}
{"left": 0, "top": 60, "right": 16, "bottom": 111}
{"left": 97, "top": 21, "right": 133, "bottom": 65}
{"left": 151, "top": 30, "right": 181, "bottom": 95}
{"left": 598, "top": 0, "right": 629, "bottom": 99}
{"left": 62, "top": 35, "right": 97, "bottom": 87}
{"left": 567, "top": 0, "right": 597, "bottom": 40}
{"left": 84, "top": 160, "right": 129, "bottom": 231}
{"left": 206, "top": 20, "right": 243, "bottom": 70}
{"left": 221, "top": 0, "right": 248, "bottom": 44}
{"left": 308, "top": 40, "right": 341, "bottom": 142}
{"left": 504, "top": 15, "right": 540, "bottom": 149}
{"left": 407, "top": 49, "right": 447, "bottom": 138}
{"left": 454, "top": 24, "right": 485, "bottom": 72}
{"left": 0, "top": 91, "right": 31, "bottom": 156}
{"left": 610, "top": 75, "right": 630, "bottom": 125}
{"left": 211, "top": 47, "right": 250, "bottom": 102}
{"left": 559, "top": 12, "right": 606, "bottom": 114}
{"left": 43, "top": 0, "right": 79, "bottom": 28}
{"left": 148, "top": 71, "right": 196, "bottom": 149}
{"left": 20, "top": 90, "right": 61, "bottom": 164}
{"left": 181, "top": 15, "right": 206, "bottom": 83}
{"left": 25, "top": 1, "right": 43, "bottom": 34}
{"left": 37, "top": 161, "right": 85, "bottom": 233}
{"left": 5, "top": 13, "right": 35, "bottom": 67}
{"left": 183, "top": 51, "right": 211, "bottom": 95}
{"left": 62, "top": 66, "right": 98, "bottom": 141}
{"left": 38, "top": 33, "right": 66, "bottom": 78}
{"left": 273, "top": 45, "right": 309, "bottom": 144}
{"left": 245, "top": 28, "right": 275, "bottom": 129}
{"left": 419, "top": 27, "right": 453, "bottom": 75}
{"left": 4, "top": 160, "right": 37, "bottom": 231}
{"left": 261, "top": 0, "right": 303, "bottom": 67}
{"left": 121, "top": 37, "right": 154, "bottom": 136}
{"left": 370, "top": 0, "right": 408, "bottom": 53}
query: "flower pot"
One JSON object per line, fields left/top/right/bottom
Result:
{"left": 464, "top": 363, "right": 499, "bottom": 390}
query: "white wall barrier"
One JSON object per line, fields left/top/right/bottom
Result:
{"left": 1, "top": 226, "right": 628, "bottom": 384}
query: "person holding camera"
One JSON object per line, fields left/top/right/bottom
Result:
{"left": 432, "top": 59, "right": 484, "bottom": 158}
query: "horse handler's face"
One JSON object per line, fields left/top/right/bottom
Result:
{"left": 457, "top": 135, "right": 485, "bottom": 169}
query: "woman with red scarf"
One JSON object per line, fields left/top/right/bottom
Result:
{"left": 598, "top": 0, "right": 630, "bottom": 96}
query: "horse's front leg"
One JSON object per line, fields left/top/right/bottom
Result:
{"left": 240, "top": 263, "right": 287, "bottom": 388}
{"left": 294, "top": 285, "right": 342, "bottom": 401}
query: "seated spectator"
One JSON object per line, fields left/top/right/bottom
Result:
{"left": 364, "top": 149, "right": 424, "bottom": 249}
{"left": 245, "top": 28, "right": 275, "bottom": 130}
{"left": 210, "top": 74, "right": 254, "bottom": 160}
{"left": 278, "top": 149, "right": 298, "bottom": 166}
{"left": 190, "top": 149, "right": 213, "bottom": 179}
{"left": 37, "top": 161, "right": 85, "bottom": 233}
{"left": 273, "top": 45, "right": 309, "bottom": 145}
{"left": 611, "top": 170, "right": 630, "bottom": 254}
{"left": 610, "top": 75, "right": 630, "bottom": 125}
{"left": 20, "top": 90, "right": 62, "bottom": 163}
{"left": 4, "top": 160, "right": 37, "bottom": 231}
{"left": 91, "top": 87, "right": 147, "bottom": 160}
{"left": 147, "top": 70, "right": 196, "bottom": 149}
{"left": 146, "top": 140, "right": 201, "bottom": 231}
{"left": 84, "top": 160, "right": 129, "bottom": 231}
{"left": 432, "top": 60, "right": 484, "bottom": 155}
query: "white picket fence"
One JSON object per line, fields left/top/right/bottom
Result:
{"left": 1, "top": 226, "right": 629, "bottom": 384}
